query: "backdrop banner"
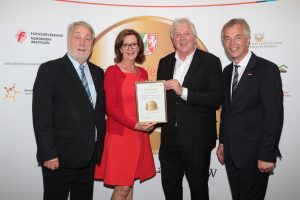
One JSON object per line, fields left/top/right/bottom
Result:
{"left": 0, "top": 1, "right": 299, "bottom": 199}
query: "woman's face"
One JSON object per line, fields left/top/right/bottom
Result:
{"left": 120, "top": 34, "right": 139, "bottom": 62}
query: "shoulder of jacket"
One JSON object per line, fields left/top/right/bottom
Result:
{"left": 161, "top": 52, "right": 175, "bottom": 61}
{"left": 256, "top": 55, "right": 277, "bottom": 68}
{"left": 196, "top": 49, "right": 220, "bottom": 61}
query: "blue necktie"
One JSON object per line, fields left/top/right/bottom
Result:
{"left": 79, "top": 65, "right": 93, "bottom": 106}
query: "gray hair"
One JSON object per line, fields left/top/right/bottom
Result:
{"left": 221, "top": 18, "right": 251, "bottom": 41}
{"left": 67, "top": 21, "right": 95, "bottom": 40}
{"left": 170, "top": 18, "right": 197, "bottom": 39}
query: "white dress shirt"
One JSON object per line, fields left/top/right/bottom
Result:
{"left": 173, "top": 49, "right": 196, "bottom": 100}
{"left": 230, "top": 51, "right": 252, "bottom": 96}
{"left": 67, "top": 53, "right": 97, "bottom": 108}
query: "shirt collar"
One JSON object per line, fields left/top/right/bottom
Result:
{"left": 175, "top": 48, "right": 196, "bottom": 62}
{"left": 233, "top": 51, "right": 252, "bottom": 68}
{"left": 67, "top": 53, "right": 87, "bottom": 70}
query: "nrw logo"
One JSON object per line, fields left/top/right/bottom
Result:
{"left": 140, "top": 33, "right": 158, "bottom": 56}
{"left": 15, "top": 29, "right": 27, "bottom": 44}
{"left": 279, "top": 65, "right": 288, "bottom": 73}
{"left": 3, "top": 84, "right": 21, "bottom": 101}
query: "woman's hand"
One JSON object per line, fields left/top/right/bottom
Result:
{"left": 135, "top": 122, "right": 156, "bottom": 132}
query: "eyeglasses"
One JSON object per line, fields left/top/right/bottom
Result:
{"left": 122, "top": 43, "right": 138, "bottom": 50}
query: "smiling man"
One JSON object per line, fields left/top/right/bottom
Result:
{"left": 157, "top": 18, "right": 223, "bottom": 200}
{"left": 217, "top": 18, "right": 284, "bottom": 200}
{"left": 32, "top": 21, "right": 106, "bottom": 200}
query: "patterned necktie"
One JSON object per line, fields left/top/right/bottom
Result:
{"left": 79, "top": 65, "right": 93, "bottom": 106}
{"left": 232, "top": 65, "right": 240, "bottom": 97}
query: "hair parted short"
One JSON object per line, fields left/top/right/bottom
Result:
{"left": 67, "top": 21, "right": 95, "bottom": 40}
{"left": 170, "top": 18, "right": 197, "bottom": 39}
{"left": 221, "top": 18, "right": 251, "bottom": 41}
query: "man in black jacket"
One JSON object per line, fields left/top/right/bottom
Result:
{"left": 217, "top": 18, "right": 283, "bottom": 200}
{"left": 32, "top": 21, "right": 105, "bottom": 200}
{"left": 157, "top": 18, "right": 222, "bottom": 200}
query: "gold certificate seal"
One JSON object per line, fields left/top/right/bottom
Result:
{"left": 145, "top": 100, "right": 158, "bottom": 111}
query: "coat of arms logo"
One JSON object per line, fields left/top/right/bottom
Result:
{"left": 140, "top": 33, "right": 158, "bottom": 56}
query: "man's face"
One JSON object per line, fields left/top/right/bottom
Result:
{"left": 223, "top": 24, "right": 250, "bottom": 64}
{"left": 172, "top": 22, "right": 196, "bottom": 59}
{"left": 67, "top": 25, "right": 93, "bottom": 64}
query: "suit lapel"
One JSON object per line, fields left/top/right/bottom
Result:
{"left": 231, "top": 53, "right": 257, "bottom": 101}
{"left": 61, "top": 54, "right": 94, "bottom": 109}
{"left": 89, "top": 64, "right": 101, "bottom": 109}
{"left": 166, "top": 54, "right": 176, "bottom": 80}
{"left": 182, "top": 49, "right": 200, "bottom": 87}
{"left": 224, "top": 64, "right": 233, "bottom": 103}
{"left": 89, "top": 65, "right": 99, "bottom": 92}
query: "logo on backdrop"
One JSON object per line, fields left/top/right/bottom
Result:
{"left": 140, "top": 33, "right": 158, "bottom": 55}
{"left": 283, "top": 91, "right": 290, "bottom": 97}
{"left": 156, "top": 167, "right": 218, "bottom": 177}
{"left": 25, "top": 89, "right": 33, "bottom": 95}
{"left": 15, "top": 29, "right": 63, "bottom": 45}
{"left": 279, "top": 64, "right": 288, "bottom": 73}
{"left": 250, "top": 32, "right": 283, "bottom": 49}
{"left": 278, "top": 64, "right": 290, "bottom": 97}
{"left": 3, "top": 84, "right": 21, "bottom": 101}
{"left": 15, "top": 30, "right": 27, "bottom": 44}
{"left": 254, "top": 33, "right": 264, "bottom": 42}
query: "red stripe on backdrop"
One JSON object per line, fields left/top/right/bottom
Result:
{"left": 54, "top": 0, "right": 274, "bottom": 8}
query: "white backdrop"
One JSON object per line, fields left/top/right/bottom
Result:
{"left": 1, "top": 0, "right": 300, "bottom": 199}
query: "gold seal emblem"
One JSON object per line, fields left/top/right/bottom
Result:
{"left": 145, "top": 100, "right": 158, "bottom": 111}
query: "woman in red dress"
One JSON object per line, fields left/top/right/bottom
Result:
{"left": 94, "top": 29, "right": 156, "bottom": 200}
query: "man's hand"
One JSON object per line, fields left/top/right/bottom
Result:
{"left": 44, "top": 158, "right": 59, "bottom": 171}
{"left": 258, "top": 160, "right": 275, "bottom": 173}
{"left": 164, "top": 79, "right": 183, "bottom": 96}
{"left": 216, "top": 144, "right": 224, "bottom": 165}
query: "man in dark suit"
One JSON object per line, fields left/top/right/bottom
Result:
{"left": 157, "top": 18, "right": 223, "bottom": 200}
{"left": 217, "top": 18, "right": 283, "bottom": 200}
{"left": 32, "top": 21, "right": 105, "bottom": 200}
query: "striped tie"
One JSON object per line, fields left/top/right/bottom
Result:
{"left": 79, "top": 65, "right": 93, "bottom": 106}
{"left": 232, "top": 65, "right": 239, "bottom": 97}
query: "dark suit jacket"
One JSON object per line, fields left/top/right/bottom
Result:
{"left": 32, "top": 54, "right": 106, "bottom": 168}
{"left": 157, "top": 48, "right": 223, "bottom": 150}
{"left": 220, "top": 53, "right": 283, "bottom": 168}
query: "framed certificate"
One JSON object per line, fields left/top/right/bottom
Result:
{"left": 135, "top": 81, "right": 167, "bottom": 123}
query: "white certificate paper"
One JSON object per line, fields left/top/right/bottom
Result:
{"left": 135, "top": 81, "right": 167, "bottom": 123}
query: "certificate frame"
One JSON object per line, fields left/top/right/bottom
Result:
{"left": 135, "top": 81, "right": 167, "bottom": 123}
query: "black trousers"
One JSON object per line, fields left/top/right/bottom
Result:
{"left": 41, "top": 151, "right": 96, "bottom": 200}
{"left": 225, "top": 155, "right": 269, "bottom": 200}
{"left": 159, "top": 145, "right": 212, "bottom": 200}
